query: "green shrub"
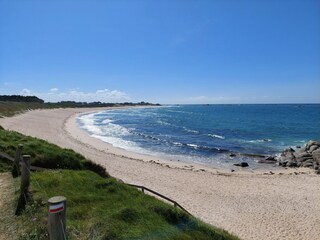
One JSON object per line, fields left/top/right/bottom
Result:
{"left": 0, "top": 157, "right": 12, "bottom": 172}
{"left": 152, "top": 205, "right": 189, "bottom": 225}
{"left": 116, "top": 207, "right": 140, "bottom": 223}
{"left": 82, "top": 160, "right": 109, "bottom": 178}
{"left": 0, "top": 128, "right": 109, "bottom": 177}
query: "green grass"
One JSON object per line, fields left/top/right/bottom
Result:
{"left": 0, "top": 121, "right": 239, "bottom": 240}
{"left": 0, "top": 127, "right": 108, "bottom": 177}
{"left": 0, "top": 157, "right": 12, "bottom": 172}
{"left": 0, "top": 102, "right": 50, "bottom": 117}
{"left": 19, "top": 170, "right": 239, "bottom": 240}
{"left": 0, "top": 100, "right": 159, "bottom": 118}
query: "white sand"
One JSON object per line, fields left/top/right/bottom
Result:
{"left": 1, "top": 107, "right": 320, "bottom": 240}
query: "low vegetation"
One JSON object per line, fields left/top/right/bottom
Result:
{"left": 0, "top": 127, "right": 108, "bottom": 177}
{"left": 0, "top": 95, "right": 160, "bottom": 117}
{"left": 0, "top": 101, "right": 49, "bottom": 117}
{"left": 0, "top": 156, "right": 12, "bottom": 173}
{"left": 19, "top": 170, "right": 238, "bottom": 240}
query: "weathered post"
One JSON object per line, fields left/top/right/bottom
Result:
{"left": 20, "top": 155, "right": 31, "bottom": 197}
{"left": 12, "top": 144, "right": 23, "bottom": 178}
{"left": 48, "top": 196, "right": 67, "bottom": 240}
{"left": 15, "top": 155, "right": 31, "bottom": 215}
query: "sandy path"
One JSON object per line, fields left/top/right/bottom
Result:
{"left": 1, "top": 108, "right": 320, "bottom": 240}
{"left": 0, "top": 173, "right": 18, "bottom": 240}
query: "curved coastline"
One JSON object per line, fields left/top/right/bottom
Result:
{"left": 66, "top": 108, "right": 229, "bottom": 173}
{"left": 71, "top": 107, "right": 307, "bottom": 172}
{"left": 0, "top": 107, "right": 320, "bottom": 240}
{"left": 67, "top": 108, "right": 285, "bottom": 173}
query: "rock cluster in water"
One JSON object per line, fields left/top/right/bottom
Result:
{"left": 277, "top": 140, "right": 320, "bottom": 173}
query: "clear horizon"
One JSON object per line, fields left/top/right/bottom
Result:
{"left": 1, "top": 0, "right": 319, "bottom": 104}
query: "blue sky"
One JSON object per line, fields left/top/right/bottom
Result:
{"left": 0, "top": 0, "right": 319, "bottom": 104}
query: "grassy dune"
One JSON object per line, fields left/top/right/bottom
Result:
{"left": 0, "top": 102, "right": 49, "bottom": 117}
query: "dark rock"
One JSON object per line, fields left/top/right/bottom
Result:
{"left": 296, "top": 157, "right": 314, "bottom": 163}
{"left": 229, "top": 153, "right": 236, "bottom": 157}
{"left": 302, "top": 160, "right": 313, "bottom": 168}
{"left": 295, "top": 153, "right": 312, "bottom": 163}
{"left": 258, "top": 159, "right": 277, "bottom": 164}
{"left": 304, "top": 159, "right": 313, "bottom": 164}
{"left": 265, "top": 156, "right": 276, "bottom": 161}
{"left": 306, "top": 140, "right": 320, "bottom": 151}
{"left": 296, "top": 146, "right": 301, "bottom": 148}
{"left": 309, "top": 145, "right": 319, "bottom": 153}
{"left": 279, "top": 156, "right": 295, "bottom": 164}
{"left": 284, "top": 147, "right": 295, "bottom": 153}
{"left": 312, "top": 150, "right": 320, "bottom": 164}
{"left": 281, "top": 153, "right": 295, "bottom": 161}
{"left": 287, "top": 160, "right": 297, "bottom": 167}
{"left": 241, "top": 153, "right": 265, "bottom": 158}
{"left": 278, "top": 142, "right": 320, "bottom": 174}
{"left": 278, "top": 157, "right": 289, "bottom": 166}
{"left": 313, "top": 148, "right": 320, "bottom": 154}
{"left": 233, "top": 162, "right": 249, "bottom": 167}
{"left": 295, "top": 152, "right": 312, "bottom": 158}
{"left": 299, "top": 146, "right": 307, "bottom": 152}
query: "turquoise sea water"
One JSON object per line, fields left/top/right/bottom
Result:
{"left": 78, "top": 104, "right": 320, "bottom": 168}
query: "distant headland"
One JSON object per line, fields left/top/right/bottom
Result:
{"left": 0, "top": 94, "right": 160, "bottom": 117}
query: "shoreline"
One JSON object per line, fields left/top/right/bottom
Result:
{"left": 0, "top": 107, "right": 320, "bottom": 240}
{"left": 69, "top": 107, "right": 309, "bottom": 175}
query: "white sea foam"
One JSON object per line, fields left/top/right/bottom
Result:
{"left": 78, "top": 113, "right": 96, "bottom": 125}
{"left": 208, "top": 134, "right": 225, "bottom": 139}
{"left": 249, "top": 139, "right": 272, "bottom": 143}
{"left": 157, "top": 120, "right": 172, "bottom": 126}
{"left": 77, "top": 113, "right": 152, "bottom": 154}
{"left": 106, "top": 123, "right": 131, "bottom": 136}
{"left": 167, "top": 110, "right": 193, "bottom": 115}
{"left": 173, "top": 142, "right": 183, "bottom": 146}
{"left": 92, "top": 134, "right": 147, "bottom": 153}
{"left": 102, "top": 119, "right": 113, "bottom": 124}
{"left": 183, "top": 127, "right": 199, "bottom": 134}
{"left": 187, "top": 143, "right": 199, "bottom": 149}
{"left": 78, "top": 113, "right": 103, "bottom": 135}
{"left": 78, "top": 113, "right": 130, "bottom": 137}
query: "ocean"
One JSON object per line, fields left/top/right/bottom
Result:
{"left": 77, "top": 104, "right": 320, "bottom": 168}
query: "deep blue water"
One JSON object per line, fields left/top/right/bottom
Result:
{"left": 78, "top": 104, "right": 320, "bottom": 168}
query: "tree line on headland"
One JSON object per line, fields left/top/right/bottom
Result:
{"left": 0, "top": 95, "right": 45, "bottom": 103}
{"left": 0, "top": 95, "right": 161, "bottom": 107}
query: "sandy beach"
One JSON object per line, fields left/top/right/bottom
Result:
{"left": 1, "top": 107, "right": 320, "bottom": 240}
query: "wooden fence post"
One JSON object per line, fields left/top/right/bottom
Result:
{"left": 48, "top": 196, "right": 67, "bottom": 240}
{"left": 15, "top": 155, "right": 31, "bottom": 215}
{"left": 20, "top": 155, "right": 31, "bottom": 197}
{"left": 12, "top": 144, "right": 23, "bottom": 178}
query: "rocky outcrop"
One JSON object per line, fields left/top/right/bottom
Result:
{"left": 258, "top": 156, "right": 277, "bottom": 164}
{"left": 233, "top": 162, "right": 249, "bottom": 167}
{"left": 278, "top": 140, "right": 320, "bottom": 173}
